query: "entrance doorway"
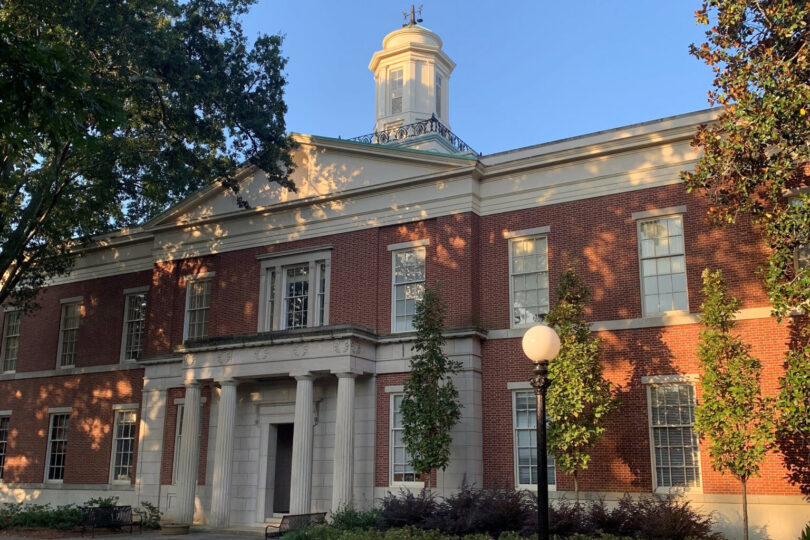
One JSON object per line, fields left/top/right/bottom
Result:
{"left": 273, "top": 423, "right": 294, "bottom": 514}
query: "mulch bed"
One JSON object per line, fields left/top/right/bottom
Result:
{"left": 0, "top": 528, "right": 136, "bottom": 538}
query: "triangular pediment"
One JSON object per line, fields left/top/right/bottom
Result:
{"left": 147, "top": 134, "right": 474, "bottom": 228}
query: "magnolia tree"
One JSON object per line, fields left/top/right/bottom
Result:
{"left": 694, "top": 269, "right": 774, "bottom": 540}
{"left": 544, "top": 268, "right": 618, "bottom": 501}
{"left": 401, "top": 288, "right": 462, "bottom": 489}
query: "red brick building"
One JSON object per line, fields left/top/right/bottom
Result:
{"left": 0, "top": 19, "right": 807, "bottom": 540}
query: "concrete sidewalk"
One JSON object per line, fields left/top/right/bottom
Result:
{"left": 0, "top": 530, "right": 266, "bottom": 540}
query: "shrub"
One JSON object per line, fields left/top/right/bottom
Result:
{"left": 612, "top": 494, "right": 722, "bottom": 540}
{"left": 84, "top": 496, "right": 119, "bottom": 508}
{"left": 799, "top": 522, "right": 810, "bottom": 540}
{"left": 424, "top": 486, "right": 530, "bottom": 537}
{"left": 0, "top": 502, "right": 82, "bottom": 530}
{"left": 330, "top": 506, "right": 380, "bottom": 531}
{"left": 378, "top": 490, "right": 438, "bottom": 529}
{"left": 134, "top": 501, "right": 162, "bottom": 529}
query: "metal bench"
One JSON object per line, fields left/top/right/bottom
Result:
{"left": 265, "top": 512, "right": 327, "bottom": 539}
{"left": 81, "top": 505, "right": 142, "bottom": 537}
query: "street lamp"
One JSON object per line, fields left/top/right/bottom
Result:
{"left": 522, "top": 324, "right": 561, "bottom": 540}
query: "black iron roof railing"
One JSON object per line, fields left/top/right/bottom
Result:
{"left": 348, "top": 114, "right": 477, "bottom": 155}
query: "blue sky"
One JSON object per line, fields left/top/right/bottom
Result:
{"left": 243, "top": 2, "right": 715, "bottom": 155}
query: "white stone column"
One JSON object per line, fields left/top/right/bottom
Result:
{"left": 331, "top": 373, "right": 357, "bottom": 512}
{"left": 210, "top": 379, "right": 238, "bottom": 528}
{"left": 289, "top": 374, "right": 315, "bottom": 514}
{"left": 175, "top": 381, "right": 201, "bottom": 525}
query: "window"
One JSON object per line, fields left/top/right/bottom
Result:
{"left": 509, "top": 236, "right": 549, "bottom": 327}
{"left": 259, "top": 249, "right": 331, "bottom": 332}
{"left": 390, "top": 68, "right": 403, "bottom": 114}
{"left": 435, "top": 75, "right": 442, "bottom": 118}
{"left": 57, "top": 302, "right": 81, "bottom": 368}
{"left": 638, "top": 215, "right": 688, "bottom": 314}
{"left": 513, "top": 391, "right": 555, "bottom": 488}
{"left": 648, "top": 384, "right": 701, "bottom": 489}
{"left": 390, "top": 394, "right": 417, "bottom": 484}
{"left": 0, "top": 416, "right": 8, "bottom": 481}
{"left": 110, "top": 410, "right": 137, "bottom": 482}
{"left": 46, "top": 413, "right": 69, "bottom": 481}
{"left": 392, "top": 247, "right": 425, "bottom": 332}
{"left": 184, "top": 278, "right": 211, "bottom": 341}
{"left": 122, "top": 293, "right": 147, "bottom": 361}
{"left": 1, "top": 311, "right": 21, "bottom": 372}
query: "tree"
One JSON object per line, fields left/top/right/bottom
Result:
{"left": 0, "top": 0, "right": 295, "bottom": 312}
{"left": 401, "top": 288, "right": 463, "bottom": 489}
{"left": 681, "top": 0, "right": 810, "bottom": 317}
{"left": 543, "top": 267, "right": 618, "bottom": 502}
{"left": 694, "top": 269, "right": 774, "bottom": 540}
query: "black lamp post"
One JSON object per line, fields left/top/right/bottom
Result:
{"left": 522, "top": 325, "right": 561, "bottom": 540}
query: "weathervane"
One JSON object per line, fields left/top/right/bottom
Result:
{"left": 402, "top": 5, "right": 423, "bottom": 26}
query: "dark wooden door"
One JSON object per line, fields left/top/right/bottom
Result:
{"left": 273, "top": 423, "right": 294, "bottom": 514}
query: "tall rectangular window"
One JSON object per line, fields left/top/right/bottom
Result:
{"left": 392, "top": 247, "right": 426, "bottom": 332}
{"left": 0, "top": 416, "right": 8, "bottom": 481}
{"left": 390, "top": 69, "right": 403, "bottom": 114}
{"left": 46, "top": 413, "right": 69, "bottom": 481}
{"left": 111, "top": 410, "right": 137, "bottom": 482}
{"left": 284, "top": 264, "right": 310, "bottom": 329}
{"left": 509, "top": 236, "right": 549, "bottom": 327}
{"left": 435, "top": 75, "right": 442, "bottom": 118}
{"left": 648, "top": 384, "right": 701, "bottom": 489}
{"left": 513, "top": 391, "right": 555, "bottom": 488}
{"left": 792, "top": 198, "right": 809, "bottom": 270}
{"left": 57, "top": 302, "right": 81, "bottom": 368}
{"left": 390, "top": 394, "right": 417, "bottom": 483}
{"left": 184, "top": 279, "right": 211, "bottom": 341}
{"left": 259, "top": 250, "right": 330, "bottom": 332}
{"left": 1, "top": 311, "right": 21, "bottom": 372}
{"left": 638, "top": 216, "right": 688, "bottom": 314}
{"left": 122, "top": 293, "right": 147, "bottom": 361}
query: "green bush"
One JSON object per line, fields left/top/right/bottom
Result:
{"left": 134, "top": 501, "right": 162, "bottom": 528}
{"left": 799, "top": 522, "right": 810, "bottom": 540}
{"left": 0, "top": 502, "right": 82, "bottom": 530}
{"left": 280, "top": 526, "right": 636, "bottom": 540}
{"left": 330, "top": 506, "right": 380, "bottom": 531}
{"left": 84, "top": 496, "right": 119, "bottom": 508}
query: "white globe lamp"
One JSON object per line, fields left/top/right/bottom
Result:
{"left": 522, "top": 324, "right": 561, "bottom": 364}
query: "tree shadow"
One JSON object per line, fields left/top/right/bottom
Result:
{"left": 775, "top": 315, "right": 810, "bottom": 498}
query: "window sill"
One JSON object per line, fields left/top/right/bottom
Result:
{"left": 654, "top": 486, "right": 703, "bottom": 495}
{"left": 389, "top": 481, "right": 424, "bottom": 489}
{"left": 517, "top": 484, "right": 557, "bottom": 492}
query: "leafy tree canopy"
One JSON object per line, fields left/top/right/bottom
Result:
{"left": 0, "top": 0, "right": 295, "bottom": 311}
{"left": 681, "top": 0, "right": 810, "bottom": 317}
{"left": 401, "top": 288, "right": 462, "bottom": 485}
{"left": 544, "top": 267, "right": 617, "bottom": 498}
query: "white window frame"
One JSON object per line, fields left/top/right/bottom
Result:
{"left": 790, "top": 197, "right": 809, "bottom": 272}
{"left": 57, "top": 298, "right": 82, "bottom": 368}
{"left": 634, "top": 210, "right": 689, "bottom": 316}
{"left": 389, "top": 393, "right": 422, "bottom": 488}
{"left": 1, "top": 309, "right": 21, "bottom": 373}
{"left": 0, "top": 413, "right": 9, "bottom": 482}
{"left": 390, "top": 67, "right": 404, "bottom": 115}
{"left": 257, "top": 247, "right": 332, "bottom": 332}
{"left": 120, "top": 287, "right": 148, "bottom": 362}
{"left": 109, "top": 407, "right": 138, "bottom": 484}
{"left": 643, "top": 376, "right": 702, "bottom": 493}
{"left": 507, "top": 231, "right": 550, "bottom": 329}
{"left": 183, "top": 274, "right": 213, "bottom": 342}
{"left": 389, "top": 241, "right": 428, "bottom": 333}
{"left": 511, "top": 388, "right": 556, "bottom": 491}
{"left": 45, "top": 411, "right": 70, "bottom": 483}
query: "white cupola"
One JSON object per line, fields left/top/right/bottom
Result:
{"left": 369, "top": 11, "right": 455, "bottom": 134}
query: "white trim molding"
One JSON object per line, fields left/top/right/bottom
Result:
{"left": 384, "top": 385, "right": 404, "bottom": 393}
{"left": 182, "top": 271, "right": 215, "bottom": 282}
{"left": 387, "top": 239, "right": 430, "bottom": 251}
{"left": 506, "top": 381, "right": 532, "bottom": 390}
{"left": 48, "top": 407, "right": 72, "bottom": 414}
{"left": 59, "top": 296, "right": 83, "bottom": 304}
{"left": 256, "top": 244, "right": 334, "bottom": 261}
{"left": 503, "top": 226, "right": 550, "bottom": 239}
{"left": 112, "top": 403, "right": 140, "bottom": 410}
{"left": 631, "top": 205, "right": 687, "bottom": 221}
{"left": 642, "top": 374, "right": 699, "bottom": 385}
{"left": 0, "top": 410, "right": 11, "bottom": 416}
{"left": 122, "top": 286, "right": 149, "bottom": 295}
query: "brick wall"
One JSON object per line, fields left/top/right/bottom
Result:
{"left": 6, "top": 271, "right": 151, "bottom": 372}
{"left": 0, "top": 369, "right": 143, "bottom": 484}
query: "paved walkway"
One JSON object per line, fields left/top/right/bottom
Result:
{"left": 1, "top": 530, "right": 266, "bottom": 540}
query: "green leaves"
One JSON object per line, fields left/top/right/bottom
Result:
{"left": 682, "top": 0, "right": 810, "bottom": 318}
{"left": 545, "top": 267, "right": 618, "bottom": 495}
{"left": 401, "top": 288, "right": 463, "bottom": 482}
{"left": 0, "top": 0, "right": 295, "bottom": 310}
{"left": 694, "top": 269, "right": 774, "bottom": 483}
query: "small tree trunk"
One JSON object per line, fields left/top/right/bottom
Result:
{"left": 741, "top": 477, "right": 749, "bottom": 540}
{"left": 573, "top": 470, "right": 579, "bottom": 504}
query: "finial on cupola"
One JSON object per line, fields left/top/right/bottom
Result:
{"left": 402, "top": 4, "right": 423, "bottom": 27}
